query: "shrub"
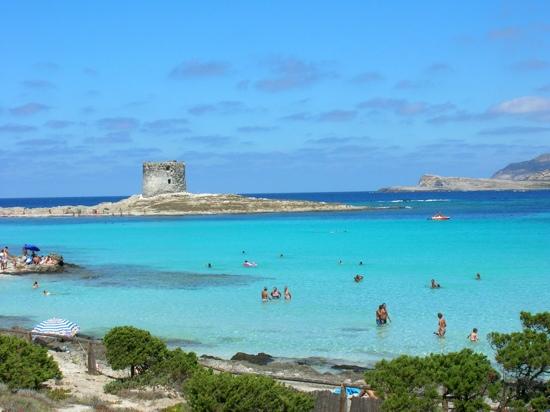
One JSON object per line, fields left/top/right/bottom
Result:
{"left": 184, "top": 369, "right": 314, "bottom": 412}
{"left": 46, "top": 387, "right": 71, "bottom": 401}
{"left": 104, "top": 347, "right": 199, "bottom": 394}
{"left": 364, "top": 355, "right": 440, "bottom": 412}
{"left": 489, "top": 311, "right": 550, "bottom": 410}
{"left": 0, "top": 335, "right": 61, "bottom": 389}
{"left": 103, "top": 326, "right": 167, "bottom": 377}
{"left": 429, "top": 349, "right": 498, "bottom": 412}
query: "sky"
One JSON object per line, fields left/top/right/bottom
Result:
{"left": 1, "top": 1, "right": 550, "bottom": 197}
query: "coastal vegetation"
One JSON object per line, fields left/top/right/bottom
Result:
{"left": 102, "top": 326, "right": 313, "bottom": 411}
{"left": 0, "top": 313, "right": 548, "bottom": 410}
{"left": 0, "top": 335, "right": 61, "bottom": 389}
{"left": 365, "top": 311, "right": 550, "bottom": 412}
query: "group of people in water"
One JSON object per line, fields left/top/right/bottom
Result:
{"left": 261, "top": 286, "right": 292, "bottom": 302}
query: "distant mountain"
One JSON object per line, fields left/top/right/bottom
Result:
{"left": 379, "top": 153, "right": 550, "bottom": 192}
{"left": 492, "top": 153, "right": 550, "bottom": 181}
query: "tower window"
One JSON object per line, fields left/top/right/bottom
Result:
{"left": 168, "top": 179, "right": 171, "bottom": 184}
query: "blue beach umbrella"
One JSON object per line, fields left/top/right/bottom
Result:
{"left": 24, "top": 244, "right": 40, "bottom": 252}
{"left": 32, "top": 318, "right": 80, "bottom": 337}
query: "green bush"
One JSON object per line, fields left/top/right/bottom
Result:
{"left": 46, "top": 387, "right": 71, "bottom": 401}
{"left": 0, "top": 335, "right": 61, "bottom": 389}
{"left": 184, "top": 369, "right": 314, "bottom": 412}
{"left": 364, "top": 349, "right": 498, "bottom": 412}
{"left": 104, "top": 346, "right": 199, "bottom": 394}
{"left": 364, "top": 355, "right": 440, "bottom": 412}
{"left": 104, "top": 326, "right": 167, "bottom": 377}
{"left": 489, "top": 311, "right": 550, "bottom": 410}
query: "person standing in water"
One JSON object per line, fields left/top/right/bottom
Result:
{"left": 435, "top": 313, "right": 446, "bottom": 337}
{"left": 468, "top": 328, "right": 479, "bottom": 342}
{"left": 475, "top": 273, "right": 481, "bottom": 280}
{"left": 376, "top": 304, "right": 390, "bottom": 325}
{"left": 284, "top": 286, "right": 292, "bottom": 300}
{"left": 431, "top": 279, "right": 441, "bottom": 289}
{"left": 261, "top": 287, "right": 269, "bottom": 302}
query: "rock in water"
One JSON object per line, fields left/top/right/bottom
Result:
{"left": 230, "top": 352, "right": 274, "bottom": 365}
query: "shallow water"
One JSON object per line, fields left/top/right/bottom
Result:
{"left": 1, "top": 191, "right": 549, "bottom": 364}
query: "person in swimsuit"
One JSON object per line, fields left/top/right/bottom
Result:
{"left": 475, "top": 273, "right": 481, "bottom": 280}
{"left": 376, "top": 304, "right": 390, "bottom": 325}
{"left": 284, "top": 286, "right": 292, "bottom": 300}
{"left": 43, "top": 290, "right": 50, "bottom": 296}
{"left": 261, "top": 287, "right": 269, "bottom": 302}
{"left": 468, "top": 328, "right": 478, "bottom": 342}
{"left": 33, "top": 281, "right": 39, "bottom": 289}
{"left": 207, "top": 263, "right": 212, "bottom": 268}
{"left": 354, "top": 274, "right": 364, "bottom": 283}
{"left": 271, "top": 287, "right": 281, "bottom": 299}
{"left": 359, "top": 261, "right": 363, "bottom": 266}
{"left": 431, "top": 279, "right": 441, "bottom": 289}
{"left": 435, "top": 313, "right": 446, "bottom": 337}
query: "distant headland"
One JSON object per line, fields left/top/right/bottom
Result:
{"left": 0, "top": 161, "right": 365, "bottom": 217}
{"left": 380, "top": 153, "right": 550, "bottom": 192}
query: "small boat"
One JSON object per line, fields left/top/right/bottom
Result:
{"left": 243, "top": 261, "right": 258, "bottom": 267}
{"left": 430, "top": 213, "right": 450, "bottom": 221}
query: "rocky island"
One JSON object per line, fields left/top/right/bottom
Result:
{"left": 380, "top": 153, "right": 550, "bottom": 192}
{"left": 0, "top": 192, "right": 364, "bottom": 218}
{"left": 0, "top": 161, "right": 365, "bottom": 218}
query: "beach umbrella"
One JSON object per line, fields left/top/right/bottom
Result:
{"left": 32, "top": 318, "right": 80, "bottom": 337}
{"left": 24, "top": 244, "right": 40, "bottom": 252}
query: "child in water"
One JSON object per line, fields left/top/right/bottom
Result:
{"left": 468, "top": 328, "right": 479, "bottom": 342}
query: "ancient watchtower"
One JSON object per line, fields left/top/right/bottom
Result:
{"left": 142, "top": 161, "right": 186, "bottom": 197}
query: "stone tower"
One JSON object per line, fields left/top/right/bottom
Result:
{"left": 142, "top": 161, "right": 186, "bottom": 197}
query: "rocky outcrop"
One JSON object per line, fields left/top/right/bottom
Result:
{"left": 230, "top": 352, "right": 274, "bottom": 365}
{"left": 380, "top": 153, "right": 550, "bottom": 192}
{"left": 380, "top": 174, "right": 550, "bottom": 192}
{"left": 0, "top": 192, "right": 365, "bottom": 218}
{"left": 492, "top": 153, "right": 550, "bottom": 181}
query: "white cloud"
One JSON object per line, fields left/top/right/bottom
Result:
{"left": 490, "top": 96, "right": 550, "bottom": 114}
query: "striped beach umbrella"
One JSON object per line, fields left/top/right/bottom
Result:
{"left": 32, "top": 318, "right": 80, "bottom": 337}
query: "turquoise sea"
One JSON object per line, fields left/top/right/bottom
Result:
{"left": 1, "top": 191, "right": 549, "bottom": 365}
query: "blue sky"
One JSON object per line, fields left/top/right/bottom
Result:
{"left": 1, "top": 1, "right": 550, "bottom": 197}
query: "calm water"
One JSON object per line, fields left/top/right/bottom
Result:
{"left": 1, "top": 191, "right": 549, "bottom": 365}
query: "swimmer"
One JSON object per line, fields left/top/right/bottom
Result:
{"left": 284, "top": 286, "right": 292, "bottom": 300}
{"left": 261, "top": 287, "right": 269, "bottom": 302}
{"left": 475, "top": 273, "right": 481, "bottom": 280}
{"left": 359, "top": 261, "right": 363, "bottom": 266}
{"left": 279, "top": 253, "right": 284, "bottom": 258}
{"left": 468, "top": 328, "right": 479, "bottom": 342}
{"left": 339, "top": 260, "right": 343, "bottom": 265}
{"left": 207, "top": 263, "right": 212, "bottom": 268}
{"left": 242, "top": 250, "right": 246, "bottom": 254}
{"left": 32, "top": 281, "right": 39, "bottom": 289}
{"left": 434, "top": 313, "right": 446, "bottom": 337}
{"left": 43, "top": 290, "right": 50, "bottom": 296}
{"left": 354, "top": 274, "right": 364, "bottom": 283}
{"left": 271, "top": 287, "right": 281, "bottom": 299}
{"left": 431, "top": 279, "right": 441, "bottom": 289}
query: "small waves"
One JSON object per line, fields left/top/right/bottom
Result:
{"left": 384, "top": 199, "right": 451, "bottom": 203}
